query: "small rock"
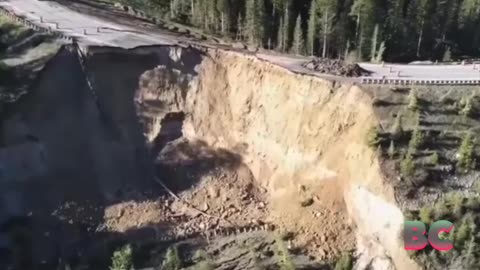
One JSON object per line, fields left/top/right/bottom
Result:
{"left": 258, "top": 202, "right": 265, "bottom": 209}
{"left": 300, "top": 198, "right": 314, "bottom": 207}
{"left": 208, "top": 187, "right": 220, "bottom": 198}
{"left": 202, "top": 203, "right": 209, "bottom": 211}
{"left": 318, "top": 248, "right": 326, "bottom": 258}
{"left": 263, "top": 250, "right": 274, "bottom": 257}
{"left": 281, "top": 231, "right": 295, "bottom": 241}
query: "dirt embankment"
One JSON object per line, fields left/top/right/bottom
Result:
{"left": 112, "top": 45, "right": 419, "bottom": 268}
{"left": 181, "top": 50, "right": 418, "bottom": 269}
{"left": 1, "top": 44, "right": 417, "bottom": 269}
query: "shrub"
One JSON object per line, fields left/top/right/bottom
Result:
{"left": 433, "top": 199, "right": 449, "bottom": 220}
{"left": 335, "top": 253, "right": 353, "bottom": 270}
{"left": 366, "top": 126, "right": 381, "bottom": 148}
{"left": 447, "top": 192, "right": 465, "bottom": 218}
{"left": 474, "top": 181, "right": 480, "bottom": 194}
{"left": 429, "top": 152, "right": 439, "bottom": 166}
{"left": 465, "top": 196, "right": 480, "bottom": 210}
{"left": 457, "top": 131, "right": 475, "bottom": 173}
{"left": 460, "top": 96, "right": 474, "bottom": 117}
{"left": 110, "top": 245, "right": 133, "bottom": 270}
{"left": 401, "top": 154, "right": 415, "bottom": 177}
{"left": 419, "top": 206, "right": 433, "bottom": 224}
{"left": 275, "top": 236, "right": 295, "bottom": 270}
{"left": 454, "top": 219, "right": 473, "bottom": 247}
{"left": 162, "top": 246, "right": 182, "bottom": 270}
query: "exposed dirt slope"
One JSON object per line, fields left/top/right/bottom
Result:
{"left": 181, "top": 50, "right": 419, "bottom": 269}
{"left": 0, "top": 43, "right": 419, "bottom": 269}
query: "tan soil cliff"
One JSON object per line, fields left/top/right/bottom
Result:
{"left": 178, "top": 49, "right": 420, "bottom": 269}
{"left": 0, "top": 44, "right": 420, "bottom": 269}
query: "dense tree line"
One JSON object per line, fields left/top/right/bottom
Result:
{"left": 121, "top": 0, "right": 480, "bottom": 62}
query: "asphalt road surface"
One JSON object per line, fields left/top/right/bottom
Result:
{"left": 2, "top": 0, "right": 480, "bottom": 85}
{"left": 0, "top": 0, "right": 178, "bottom": 48}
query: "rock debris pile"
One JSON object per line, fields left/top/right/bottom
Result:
{"left": 302, "top": 57, "right": 372, "bottom": 77}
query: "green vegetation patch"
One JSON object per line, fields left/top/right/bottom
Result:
{"left": 0, "top": 15, "right": 31, "bottom": 50}
{"left": 110, "top": 244, "right": 134, "bottom": 270}
{"left": 409, "top": 192, "right": 480, "bottom": 269}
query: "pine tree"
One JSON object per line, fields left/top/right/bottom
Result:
{"left": 350, "top": 0, "right": 376, "bottom": 60}
{"left": 216, "top": 0, "right": 230, "bottom": 34}
{"left": 344, "top": 39, "right": 351, "bottom": 60}
{"left": 370, "top": 24, "right": 379, "bottom": 62}
{"left": 415, "top": 0, "right": 431, "bottom": 57}
{"left": 419, "top": 206, "right": 433, "bottom": 224}
{"left": 374, "top": 41, "right": 386, "bottom": 63}
{"left": 455, "top": 219, "right": 472, "bottom": 247}
{"left": 318, "top": 0, "right": 336, "bottom": 58}
{"left": 277, "top": 16, "right": 285, "bottom": 51}
{"left": 236, "top": 14, "right": 245, "bottom": 41}
{"left": 408, "top": 125, "right": 424, "bottom": 155}
{"left": 457, "top": 131, "right": 475, "bottom": 172}
{"left": 391, "top": 113, "right": 403, "bottom": 139}
{"left": 245, "top": 0, "right": 265, "bottom": 47}
{"left": 116, "top": 0, "right": 480, "bottom": 62}
{"left": 388, "top": 140, "right": 395, "bottom": 158}
{"left": 443, "top": 47, "right": 452, "bottom": 62}
{"left": 283, "top": 2, "right": 291, "bottom": 51}
{"left": 307, "top": 0, "right": 318, "bottom": 56}
{"left": 408, "top": 88, "right": 419, "bottom": 111}
{"left": 292, "top": 15, "right": 305, "bottom": 55}
{"left": 110, "top": 245, "right": 133, "bottom": 270}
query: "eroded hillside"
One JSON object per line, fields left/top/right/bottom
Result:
{"left": 0, "top": 27, "right": 424, "bottom": 270}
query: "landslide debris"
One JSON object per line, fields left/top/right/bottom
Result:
{"left": 0, "top": 40, "right": 342, "bottom": 270}
{"left": 301, "top": 57, "right": 372, "bottom": 77}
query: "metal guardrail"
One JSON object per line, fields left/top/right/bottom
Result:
{"left": 360, "top": 77, "right": 480, "bottom": 85}
{"left": 0, "top": 6, "right": 76, "bottom": 42}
